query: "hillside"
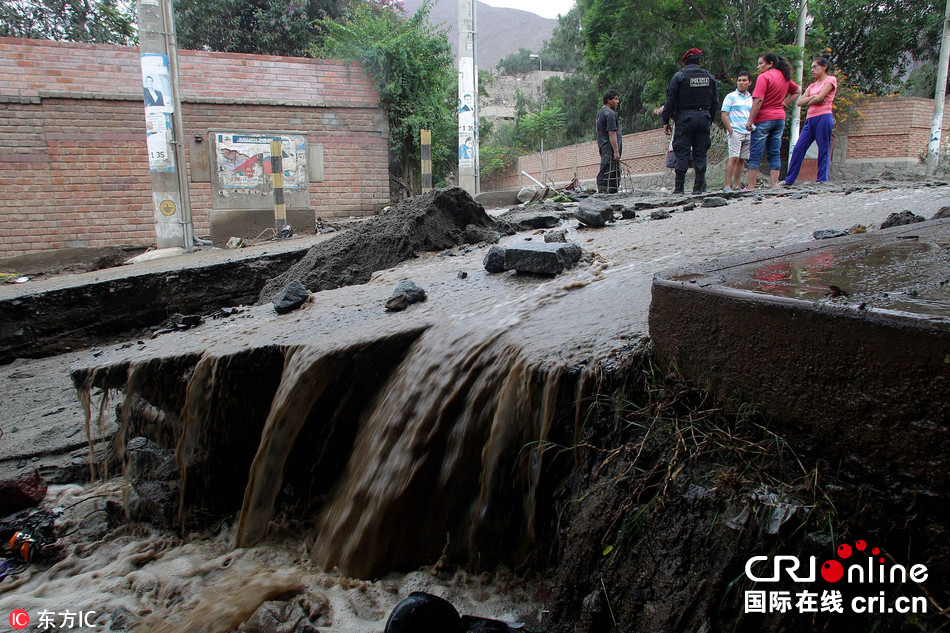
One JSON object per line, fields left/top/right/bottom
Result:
{"left": 402, "top": 0, "right": 557, "bottom": 71}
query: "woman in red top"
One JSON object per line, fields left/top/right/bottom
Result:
{"left": 783, "top": 57, "right": 838, "bottom": 185}
{"left": 744, "top": 53, "right": 801, "bottom": 189}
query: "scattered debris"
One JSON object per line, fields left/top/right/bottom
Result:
{"left": 225, "top": 237, "right": 244, "bottom": 249}
{"left": 494, "top": 206, "right": 564, "bottom": 231}
{"left": 813, "top": 229, "right": 849, "bottom": 240}
{"left": 620, "top": 206, "right": 637, "bottom": 220}
{"left": 315, "top": 218, "right": 337, "bottom": 234}
{"left": 848, "top": 224, "right": 867, "bottom": 234}
{"left": 931, "top": 206, "right": 950, "bottom": 220}
{"left": 651, "top": 210, "right": 672, "bottom": 220}
{"left": 151, "top": 313, "right": 204, "bottom": 338}
{"left": 880, "top": 210, "right": 925, "bottom": 229}
{"left": 457, "top": 271, "right": 468, "bottom": 279}
{"left": 517, "top": 186, "right": 539, "bottom": 203}
{"left": 123, "top": 247, "right": 186, "bottom": 265}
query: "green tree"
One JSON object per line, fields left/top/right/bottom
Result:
{"left": 497, "top": 48, "right": 540, "bottom": 75}
{"left": 542, "top": 6, "right": 585, "bottom": 71}
{"left": 0, "top": 0, "right": 135, "bottom": 44}
{"left": 174, "top": 0, "right": 345, "bottom": 57}
{"left": 518, "top": 106, "right": 565, "bottom": 152}
{"left": 544, "top": 73, "right": 601, "bottom": 145}
{"left": 314, "top": 0, "right": 456, "bottom": 197}
{"left": 809, "top": 0, "right": 944, "bottom": 93}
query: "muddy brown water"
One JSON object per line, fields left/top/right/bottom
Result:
{"left": 2, "top": 184, "right": 949, "bottom": 632}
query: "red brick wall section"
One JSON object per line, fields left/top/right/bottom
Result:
{"left": 844, "top": 97, "right": 948, "bottom": 161}
{"left": 487, "top": 128, "right": 669, "bottom": 190}
{"left": 0, "top": 38, "right": 388, "bottom": 257}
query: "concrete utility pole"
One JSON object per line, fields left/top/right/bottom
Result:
{"left": 927, "top": 0, "right": 950, "bottom": 175}
{"left": 137, "top": 0, "right": 194, "bottom": 249}
{"left": 788, "top": 0, "right": 808, "bottom": 158}
{"left": 530, "top": 53, "right": 546, "bottom": 184}
{"left": 457, "top": 0, "right": 479, "bottom": 195}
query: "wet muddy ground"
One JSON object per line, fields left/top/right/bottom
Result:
{"left": 1, "top": 182, "right": 948, "bottom": 632}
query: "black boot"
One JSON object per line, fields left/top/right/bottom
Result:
{"left": 673, "top": 169, "right": 686, "bottom": 194}
{"left": 692, "top": 168, "right": 707, "bottom": 194}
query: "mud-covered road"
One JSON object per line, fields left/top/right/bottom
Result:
{"left": 1, "top": 181, "right": 948, "bottom": 632}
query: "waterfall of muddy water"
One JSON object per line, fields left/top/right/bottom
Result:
{"left": 233, "top": 289, "right": 588, "bottom": 576}
{"left": 70, "top": 263, "right": 611, "bottom": 580}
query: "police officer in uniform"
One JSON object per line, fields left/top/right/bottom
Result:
{"left": 662, "top": 47, "right": 719, "bottom": 194}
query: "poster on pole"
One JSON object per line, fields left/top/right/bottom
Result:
{"left": 458, "top": 57, "right": 477, "bottom": 169}
{"left": 140, "top": 53, "right": 175, "bottom": 172}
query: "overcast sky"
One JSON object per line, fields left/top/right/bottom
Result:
{"left": 480, "top": 0, "right": 575, "bottom": 20}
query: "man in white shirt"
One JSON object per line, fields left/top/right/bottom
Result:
{"left": 720, "top": 71, "right": 752, "bottom": 191}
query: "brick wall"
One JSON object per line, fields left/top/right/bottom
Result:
{"left": 0, "top": 38, "right": 389, "bottom": 257}
{"left": 837, "top": 96, "right": 947, "bottom": 162}
{"left": 484, "top": 127, "right": 669, "bottom": 190}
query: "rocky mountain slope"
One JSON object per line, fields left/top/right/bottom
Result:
{"left": 402, "top": 0, "right": 557, "bottom": 70}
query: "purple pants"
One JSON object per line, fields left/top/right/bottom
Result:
{"left": 785, "top": 113, "right": 834, "bottom": 184}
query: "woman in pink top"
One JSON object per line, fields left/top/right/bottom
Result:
{"left": 783, "top": 57, "right": 838, "bottom": 185}
{"left": 744, "top": 53, "right": 801, "bottom": 189}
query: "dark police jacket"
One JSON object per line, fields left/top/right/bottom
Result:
{"left": 662, "top": 64, "right": 719, "bottom": 125}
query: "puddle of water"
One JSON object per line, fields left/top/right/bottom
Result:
{"left": 721, "top": 239, "right": 950, "bottom": 320}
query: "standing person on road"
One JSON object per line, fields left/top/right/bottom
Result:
{"left": 744, "top": 53, "right": 801, "bottom": 189}
{"left": 596, "top": 89, "right": 622, "bottom": 194}
{"left": 783, "top": 57, "right": 838, "bottom": 186}
{"left": 720, "top": 71, "right": 753, "bottom": 192}
{"left": 662, "top": 47, "right": 719, "bottom": 195}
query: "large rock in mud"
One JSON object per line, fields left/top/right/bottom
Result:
{"left": 259, "top": 188, "right": 501, "bottom": 303}
{"left": 575, "top": 198, "right": 614, "bottom": 228}
{"left": 484, "top": 242, "right": 583, "bottom": 275}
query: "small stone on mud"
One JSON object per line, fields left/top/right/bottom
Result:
{"left": 457, "top": 271, "right": 468, "bottom": 279}
{"left": 651, "top": 210, "right": 672, "bottom": 220}
{"left": 544, "top": 229, "right": 568, "bottom": 243}
{"left": 273, "top": 279, "right": 311, "bottom": 314}
{"left": 701, "top": 196, "right": 728, "bottom": 208}
{"left": 224, "top": 237, "right": 244, "bottom": 249}
{"left": 386, "top": 280, "right": 427, "bottom": 312}
{"left": 813, "top": 229, "right": 849, "bottom": 240}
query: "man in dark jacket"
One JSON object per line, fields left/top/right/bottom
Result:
{"left": 662, "top": 47, "right": 719, "bottom": 194}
